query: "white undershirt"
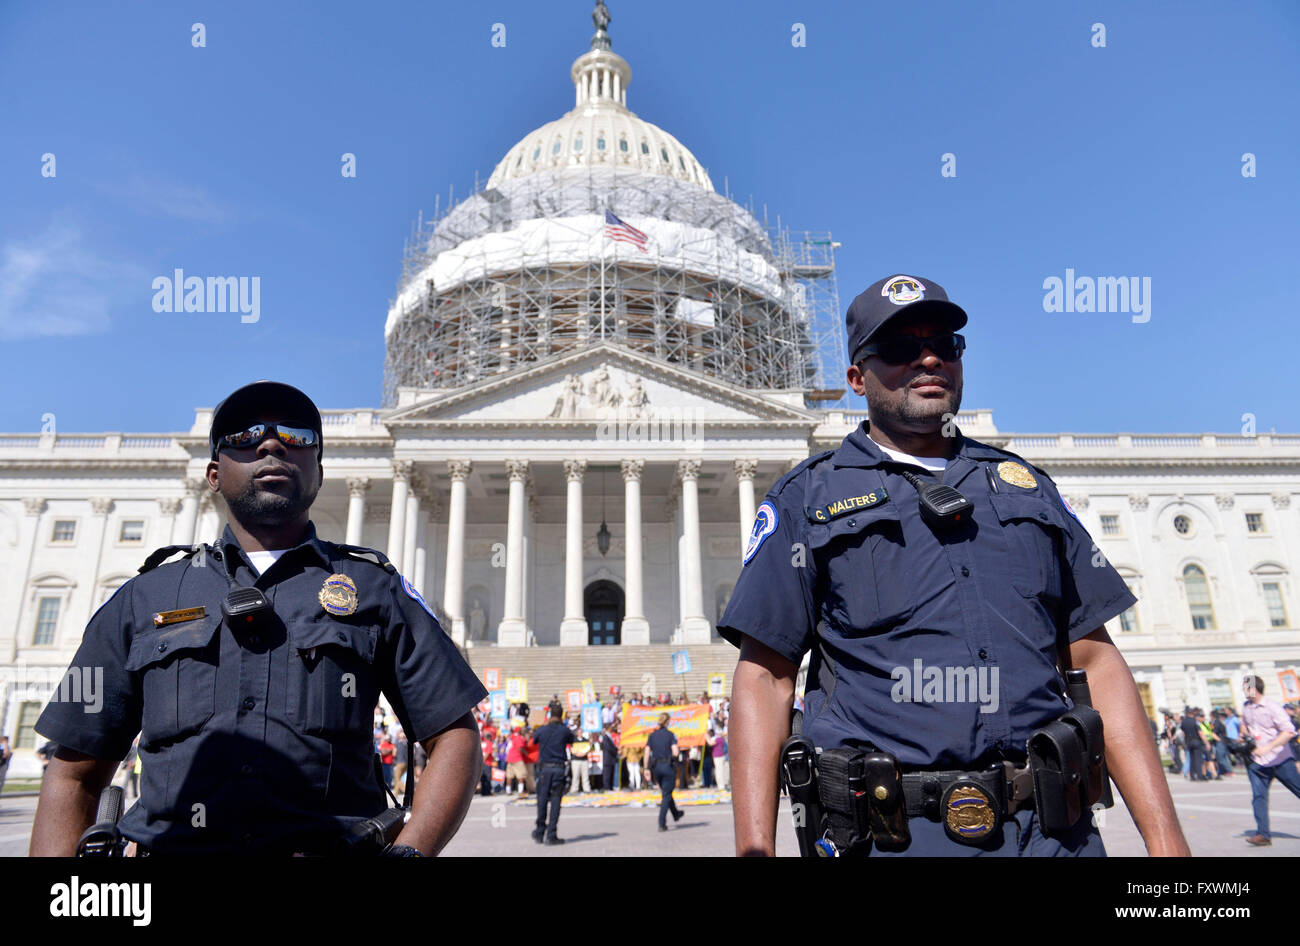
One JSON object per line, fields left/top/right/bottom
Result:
{"left": 869, "top": 435, "right": 949, "bottom": 473}
{"left": 246, "top": 549, "right": 287, "bottom": 575}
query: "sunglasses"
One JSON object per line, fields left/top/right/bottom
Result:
{"left": 857, "top": 332, "right": 965, "bottom": 366}
{"left": 218, "top": 421, "right": 319, "bottom": 452}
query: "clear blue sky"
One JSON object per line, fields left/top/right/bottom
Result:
{"left": 2, "top": 1, "right": 1296, "bottom": 434}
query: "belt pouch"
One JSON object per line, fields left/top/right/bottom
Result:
{"left": 861, "top": 752, "right": 910, "bottom": 851}
{"left": 1027, "top": 719, "right": 1086, "bottom": 837}
{"left": 816, "top": 748, "right": 870, "bottom": 853}
{"left": 1059, "top": 706, "right": 1107, "bottom": 809}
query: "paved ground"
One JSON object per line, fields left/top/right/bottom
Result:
{"left": 2, "top": 770, "right": 1297, "bottom": 857}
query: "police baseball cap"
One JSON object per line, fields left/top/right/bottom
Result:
{"left": 210, "top": 380, "right": 323, "bottom": 460}
{"left": 846, "top": 274, "right": 968, "bottom": 364}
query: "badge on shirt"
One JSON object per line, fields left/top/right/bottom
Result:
{"left": 744, "top": 502, "right": 779, "bottom": 565}
{"left": 996, "top": 461, "right": 1037, "bottom": 489}
{"left": 805, "top": 488, "right": 888, "bottom": 523}
{"left": 153, "top": 606, "right": 206, "bottom": 627}
{"left": 319, "top": 573, "right": 359, "bottom": 617}
{"left": 401, "top": 574, "right": 437, "bottom": 619}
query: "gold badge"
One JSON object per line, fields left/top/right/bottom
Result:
{"left": 319, "top": 573, "right": 359, "bottom": 617}
{"left": 944, "top": 784, "right": 997, "bottom": 842}
{"left": 997, "top": 461, "right": 1037, "bottom": 489}
{"left": 153, "top": 606, "right": 206, "bottom": 627}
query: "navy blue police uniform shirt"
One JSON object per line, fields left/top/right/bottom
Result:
{"left": 35, "top": 522, "right": 487, "bottom": 854}
{"left": 647, "top": 727, "right": 677, "bottom": 767}
{"left": 718, "top": 424, "right": 1136, "bottom": 770}
{"left": 534, "top": 720, "right": 575, "bottom": 764}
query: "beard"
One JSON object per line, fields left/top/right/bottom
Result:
{"left": 226, "top": 477, "right": 316, "bottom": 527}
{"left": 895, "top": 378, "right": 963, "bottom": 428}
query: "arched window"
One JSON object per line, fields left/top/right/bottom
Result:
{"left": 596, "top": 134, "right": 606, "bottom": 151}
{"left": 532, "top": 145, "right": 541, "bottom": 161}
{"left": 619, "top": 136, "right": 628, "bottom": 152}
{"left": 640, "top": 140, "right": 649, "bottom": 155}
{"left": 660, "top": 147, "right": 669, "bottom": 163}
{"left": 1183, "top": 565, "right": 1216, "bottom": 630}
{"left": 552, "top": 139, "right": 562, "bottom": 156}
{"left": 573, "top": 135, "right": 583, "bottom": 152}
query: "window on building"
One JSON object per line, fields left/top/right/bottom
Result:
{"left": 573, "top": 136, "right": 582, "bottom": 152}
{"left": 596, "top": 135, "right": 606, "bottom": 151}
{"left": 678, "top": 154, "right": 686, "bottom": 171}
{"left": 1246, "top": 512, "right": 1264, "bottom": 533}
{"left": 119, "top": 520, "right": 145, "bottom": 543}
{"left": 1117, "top": 578, "right": 1139, "bottom": 632}
{"left": 15, "top": 701, "right": 43, "bottom": 749}
{"left": 51, "top": 520, "right": 76, "bottom": 542}
{"left": 660, "top": 147, "right": 669, "bottom": 163}
{"left": 515, "top": 153, "right": 523, "bottom": 169}
{"left": 34, "top": 596, "right": 60, "bottom": 645}
{"left": 532, "top": 146, "right": 540, "bottom": 161}
{"left": 1263, "top": 582, "right": 1288, "bottom": 627}
{"left": 552, "top": 140, "right": 561, "bottom": 156}
{"left": 640, "top": 140, "right": 649, "bottom": 155}
{"left": 1100, "top": 514, "right": 1120, "bottom": 536}
{"left": 1183, "top": 565, "right": 1216, "bottom": 630}
{"left": 1173, "top": 515, "right": 1191, "bottom": 535}
{"left": 619, "top": 136, "right": 628, "bottom": 152}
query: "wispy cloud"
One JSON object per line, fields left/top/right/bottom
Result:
{"left": 105, "top": 175, "right": 232, "bottom": 224}
{"left": 0, "top": 223, "right": 143, "bottom": 340}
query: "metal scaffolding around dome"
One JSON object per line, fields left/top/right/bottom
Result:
{"left": 382, "top": 2, "right": 844, "bottom": 407}
{"left": 383, "top": 166, "right": 843, "bottom": 407}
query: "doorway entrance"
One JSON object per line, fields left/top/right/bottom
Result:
{"left": 585, "top": 579, "right": 624, "bottom": 645}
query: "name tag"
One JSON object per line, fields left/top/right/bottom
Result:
{"left": 153, "top": 606, "right": 206, "bottom": 627}
{"left": 806, "top": 488, "right": 888, "bottom": 522}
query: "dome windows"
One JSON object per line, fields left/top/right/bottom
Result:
{"left": 552, "top": 139, "right": 562, "bottom": 156}
{"left": 574, "top": 135, "right": 583, "bottom": 152}
{"left": 678, "top": 154, "right": 686, "bottom": 171}
{"left": 641, "top": 140, "right": 650, "bottom": 155}
{"left": 660, "top": 147, "right": 669, "bottom": 163}
{"left": 532, "top": 145, "right": 541, "bottom": 161}
{"left": 619, "top": 136, "right": 628, "bottom": 152}
{"left": 597, "top": 134, "right": 606, "bottom": 151}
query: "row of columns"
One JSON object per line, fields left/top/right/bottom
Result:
{"left": 372, "top": 457, "right": 762, "bottom": 647}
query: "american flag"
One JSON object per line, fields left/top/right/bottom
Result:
{"left": 604, "top": 209, "right": 647, "bottom": 252}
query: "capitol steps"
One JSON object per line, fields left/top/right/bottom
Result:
{"left": 459, "top": 642, "right": 740, "bottom": 704}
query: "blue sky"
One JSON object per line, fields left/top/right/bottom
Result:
{"left": 1, "top": 0, "right": 1296, "bottom": 435}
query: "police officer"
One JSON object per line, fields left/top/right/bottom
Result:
{"left": 532, "top": 704, "right": 575, "bottom": 845}
{"left": 722, "top": 276, "right": 1190, "bottom": 857}
{"left": 30, "top": 381, "right": 487, "bottom": 855}
{"left": 647, "top": 713, "right": 683, "bottom": 831}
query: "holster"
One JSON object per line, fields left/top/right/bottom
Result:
{"left": 1059, "top": 706, "right": 1107, "bottom": 809}
{"left": 1027, "top": 719, "right": 1087, "bottom": 838}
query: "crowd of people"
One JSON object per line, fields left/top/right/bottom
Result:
{"left": 467, "top": 691, "right": 732, "bottom": 798}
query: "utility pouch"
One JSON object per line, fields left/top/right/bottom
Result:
{"left": 1027, "top": 719, "right": 1086, "bottom": 838}
{"left": 861, "top": 752, "right": 910, "bottom": 851}
{"left": 1059, "top": 706, "right": 1107, "bottom": 810}
{"left": 816, "top": 748, "right": 872, "bottom": 854}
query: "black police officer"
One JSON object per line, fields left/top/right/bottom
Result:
{"left": 647, "top": 713, "right": 683, "bottom": 831}
{"left": 532, "top": 705, "right": 575, "bottom": 844}
{"left": 722, "top": 276, "right": 1190, "bottom": 857}
{"left": 30, "top": 381, "right": 487, "bottom": 855}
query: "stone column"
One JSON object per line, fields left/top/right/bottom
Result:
{"left": 412, "top": 494, "right": 428, "bottom": 594}
{"left": 402, "top": 477, "right": 422, "bottom": 577}
{"left": 85, "top": 498, "right": 113, "bottom": 622}
{"left": 345, "top": 477, "right": 370, "bottom": 546}
{"left": 8, "top": 498, "right": 46, "bottom": 661}
{"left": 677, "top": 459, "right": 711, "bottom": 643}
{"left": 442, "top": 460, "right": 471, "bottom": 644}
{"left": 173, "top": 478, "right": 203, "bottom": 546}
{"left": 734, "top": 459, "right": 758, "bottom": 561}
{"left": 621, "top": 460, "right": 650, "bottom": 645}
{"left": 157, "top": 498, "right": 183, "bottom": 550}
{"left": 387, "top": 460, "right": 412, "bottom": 566}
{"left": 196, "top": 495, "right": 220, "bottom": 546}
{"left": 498, "top": 460, "right": 529, "bottom": 646}
{"left": 559, "top": 459, "right": 589, "bottom": 646}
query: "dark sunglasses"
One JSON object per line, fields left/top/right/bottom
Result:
{"left": 218, "top": 421, "right": 319, "bottom": 452}
{"left": 857, "top": 332, "right": 965, "bottom": 366}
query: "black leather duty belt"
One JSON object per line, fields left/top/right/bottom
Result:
{"left": 900, "top": 762, "right": 1035, "bottom": 839}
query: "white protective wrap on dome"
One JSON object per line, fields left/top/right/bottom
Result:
{"left": 386, "top": 214, "right": 782, "bottom": 338}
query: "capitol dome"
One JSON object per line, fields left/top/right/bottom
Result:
{"left": 383, "top": 3, "right": 840, "bottom": 404}
{"left": 486, "top": 36, "right": 714, "bottom": 192}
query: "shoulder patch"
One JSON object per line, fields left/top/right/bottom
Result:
{"left": 805, "top": 487, "right": 889, "bottom": 523}
{"left": 743, "top": 502, "right": 779, "bottom": 565}
{"left": 400, "top": 574, "right": 437, "bottom": 619}
{"left": 1059, "top": 494, "right": 1082, "bottom": 523}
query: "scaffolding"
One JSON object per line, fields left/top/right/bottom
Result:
{"left": 383, "top": 165, "right": 841, "bottom": 407}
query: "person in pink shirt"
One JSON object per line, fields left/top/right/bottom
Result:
{"left": 1240, "top": 675, "right": 1300, "bottom": 846}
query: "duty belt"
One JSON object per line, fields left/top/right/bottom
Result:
{"left": 900, "top": 762, "right": 1035, "bottom": 827}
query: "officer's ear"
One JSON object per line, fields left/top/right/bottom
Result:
{"left": 206, "top": 458, "right": 221, "bottom": 491}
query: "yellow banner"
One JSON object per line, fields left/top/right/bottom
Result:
{"left": 618, "top": 703, "right": 710, "bottom": 748}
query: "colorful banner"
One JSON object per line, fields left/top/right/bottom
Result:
{"left": 707, "top": 673, "right": 726, "bottom": 697}
{"left": 483, "top": 667, "right": 502, "bottom": 690}
{"left": 565, "top": 689, "right": 583, "bottom": 712}
{"left": 506, "top": 677, "right": 527, "bottom": 701}
{"left": 1278, "top": 669, "right": 1300, "bottom": 701}
{"left": 609, "top": 684, "right": 622, "bottom": 696}
{"left": 618, "top": 703, "right": 710, "bottom": 748}
{"left": 582, "top": 678, "right": 597, "bottom": 703}
{"left": 581, "top": 702, "right": 603, "bottom": 734}
{"left": 672, "top": 650, "right": 691, "bottom": 674}
{"left": 488, "top": 690, "right": 507, "bottom": 720}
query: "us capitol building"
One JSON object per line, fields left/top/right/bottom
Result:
{"left": 2, "top": 6, "right": 1298, "bottom": 767}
